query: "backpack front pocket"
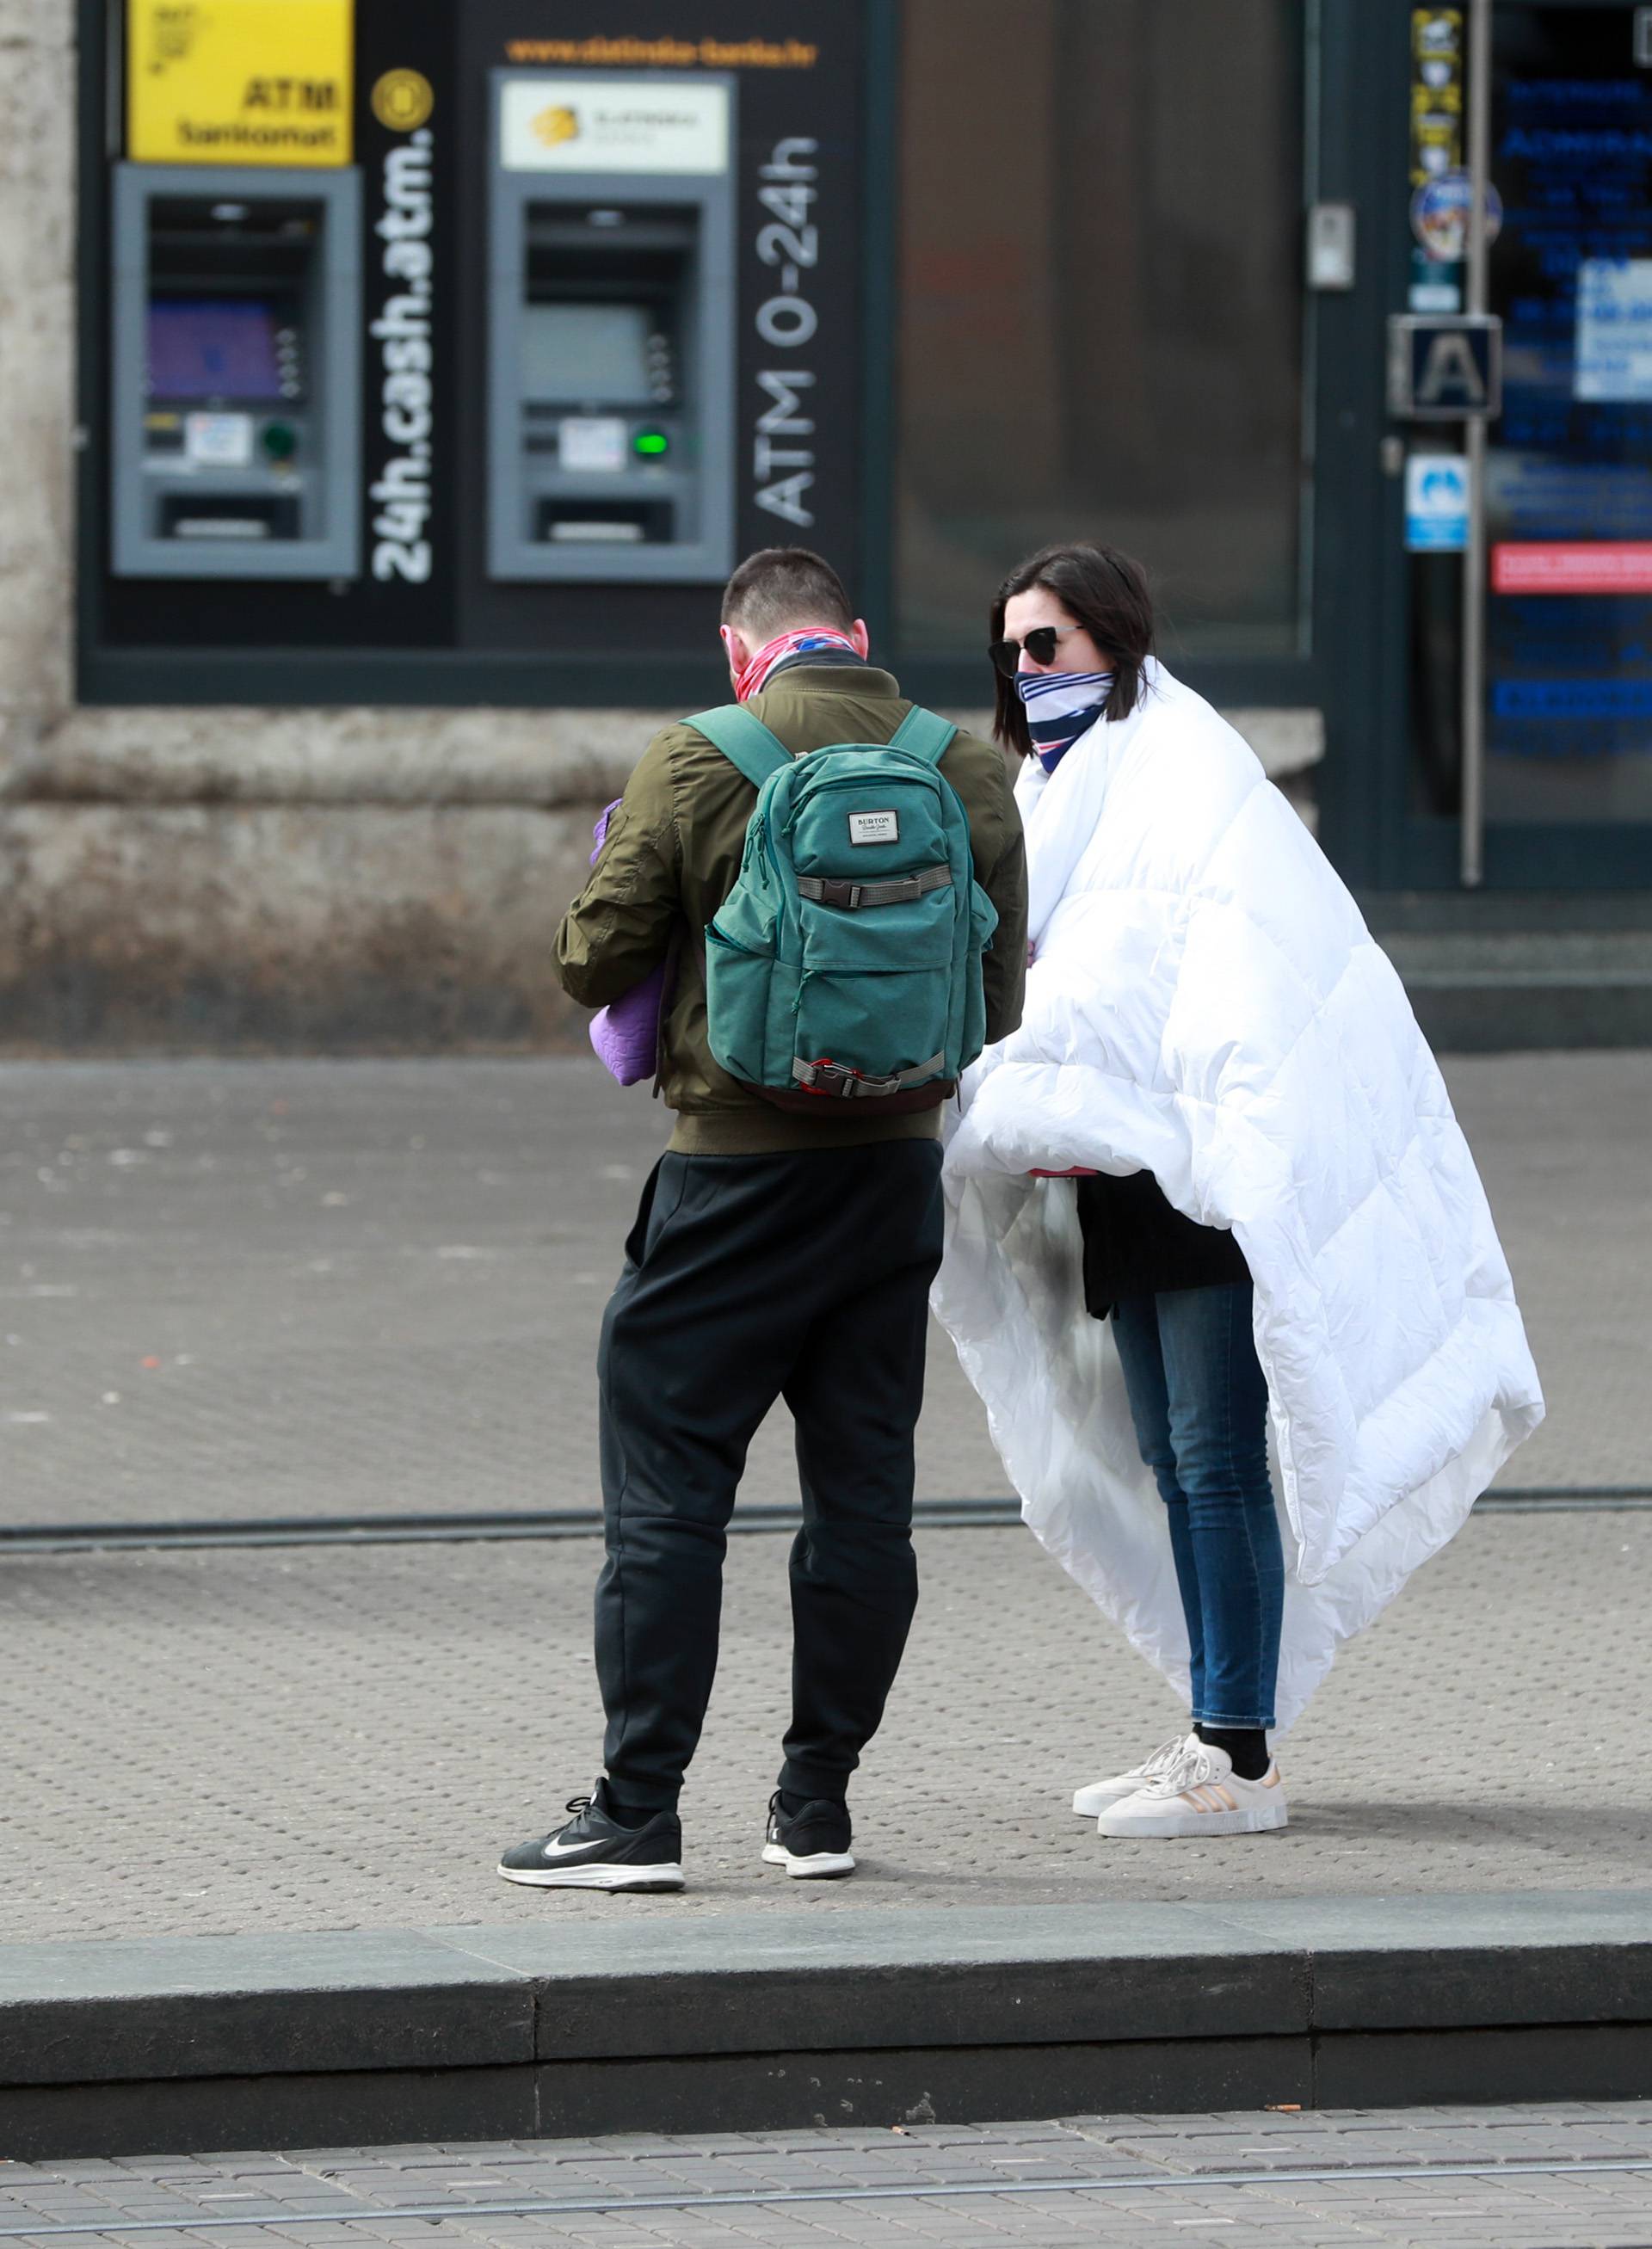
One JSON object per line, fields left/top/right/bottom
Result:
{"left": 797, "top": 884, "right": 959, "bottom": 972}
{"left": 703, "top": 922, "right": 774, "bottom": 1085}
{"left": 792, "top": 963, "right": 953, "bottom": 1083}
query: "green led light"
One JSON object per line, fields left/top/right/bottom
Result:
{"left": 634, "top": 429, "right": 669, "bottom": 457}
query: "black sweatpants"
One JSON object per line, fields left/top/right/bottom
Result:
{"left": 594, "top": 1138, "right": 945, "bottom": 1812}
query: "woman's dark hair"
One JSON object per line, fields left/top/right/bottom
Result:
{"left": 989, "top": 543, "right": 1155, "bottom": 756}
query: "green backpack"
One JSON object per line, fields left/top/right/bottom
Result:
{"left": 687, "top": 702, "right": 997, "bottom": 1112}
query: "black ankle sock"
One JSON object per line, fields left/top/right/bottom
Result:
{"left": 1194, "top": 1724, "right": 1271, "bottom": 1781}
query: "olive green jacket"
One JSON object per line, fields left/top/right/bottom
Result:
{"left": 554, "top": 663, "right": 1029, "bottom": 1154}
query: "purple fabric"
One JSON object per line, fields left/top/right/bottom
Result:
{"left": 590, "top": 799, "right": 624, "bottom": 866}
{"left": 589, "top": 961, "right": 669, "bottom": 1085}
{"left": 587, "top": 798, "right": 669, "bottom": 1085}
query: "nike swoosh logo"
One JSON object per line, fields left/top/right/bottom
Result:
{"left": 539, "top": 1835, "right": 604, "bottom": 1859}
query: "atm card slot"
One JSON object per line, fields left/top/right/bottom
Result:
{"left": 538, "top": 499, "right": 674, "bottom": 545}
{"left": 551, "top": 522, "right": 645, "bottom": 545}
{"left": 159, "top": 493, "right": 300, "bottom": 541}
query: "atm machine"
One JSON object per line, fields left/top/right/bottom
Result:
{"left": 487, "top": 72, "right": 737, "bottom": 582}
{"left": 111, "top": 164, "right": 361, "bottom": 578}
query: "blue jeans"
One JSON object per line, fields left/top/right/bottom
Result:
{"left": 1111, "top": 1283, "right": 1284, "bottom": 1729}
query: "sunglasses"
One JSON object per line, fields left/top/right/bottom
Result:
{"left": 988, "top": 625, "right": 1081, "bottom": 676}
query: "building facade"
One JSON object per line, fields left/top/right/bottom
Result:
{"left": 0, "top": 0, "right": 1646, "bottom": 1049}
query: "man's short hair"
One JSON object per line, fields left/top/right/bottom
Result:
{"left": 720, "top": 547, "right": 854, "bottom": 641}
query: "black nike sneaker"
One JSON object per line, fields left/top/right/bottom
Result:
{"left": 496, "top": 1783, "right": 683, "bottom": 1891}
{"left": 761, "top": 1790, "right": 855, "bottom": 1880}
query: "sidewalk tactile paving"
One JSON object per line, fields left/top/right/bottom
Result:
{"left": 0, "top": 1055, "right": 1648, "bottom": 1938}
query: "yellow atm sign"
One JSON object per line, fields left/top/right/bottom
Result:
{"left": 128, "top": 1, "right": 354, "bottom": 166}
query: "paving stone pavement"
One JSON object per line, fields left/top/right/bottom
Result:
{"left": 0, "top": 1052, "right": 1644, "bottom": 1527}
{"left": 0, "top": 1053, "right": 1648, "bottom": 1942}
{"left": 3, "top": 2105, "right": 1651, "bottom": 2247}
{"left": 1, "top": 1504, "right": 1649, "bottom": 1938}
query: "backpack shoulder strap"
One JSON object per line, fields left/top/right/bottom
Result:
{"left": 888, "top": 705, "right": 959, "bottom": 768}
{"left": 685, "top": 705, "right": 792, "bottom": 792}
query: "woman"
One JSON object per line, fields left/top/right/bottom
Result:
{"left": 934, "top": 542, "right": 1544, "bottom": 1840}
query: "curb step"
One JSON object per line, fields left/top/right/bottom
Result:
{"left": 3, "top": 1892, "right": 1649, "bottom": 2160}
{"left": 1383, "top": 931, "right": 1652, "bottom": 1051}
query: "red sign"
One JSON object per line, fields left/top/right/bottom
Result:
{"left": 1492, "top": 542, "right": 1652, "bottom": 595}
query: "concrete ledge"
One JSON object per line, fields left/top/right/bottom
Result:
{"left": 0, "top": 1930, "right": 535, "bottom": 2086}
{"left": 0, "top": 803, "right": 597, "bottom": 1052}
{"left": 1384, "top": 930, "right": 1652, "bottom": 1051}
{"left": 1410, "top": 988, "right": 1652, "bottom": 1053}
{"left": 0, "top": 707, "right": 1320, "bottom": 1054}
{"left": 1, "top": 1893, "right": 1648, "bottom": 2158}
{"left": 11, "top": 706, "right": 1322, "bottom": 810}
{"left": 434, "top": 1907, "right": 1310, "bottom": 2061}
{"left": 10, "top": 711, "right": 651, "bottom": 811}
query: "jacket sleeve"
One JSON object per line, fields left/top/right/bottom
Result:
{"left": 978, "top": 774, "right": 1028, "bottom": 1047}
{"left": 553, "top": 731, "right": 681, "bottom": 1009}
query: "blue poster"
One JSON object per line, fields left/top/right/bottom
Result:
{"left": 1487, "top": 6, "right": 1652, "bottom": 801}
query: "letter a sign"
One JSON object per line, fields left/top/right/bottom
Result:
{"left": 1387, "top": 314, "right": 1503, "bottom": 421}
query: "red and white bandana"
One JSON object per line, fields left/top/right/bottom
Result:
{"left": 729, "top": 626, "right": 863, "bottom": 704}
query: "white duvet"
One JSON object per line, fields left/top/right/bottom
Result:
{"left": 934, "top": 661, "right": 1544, "bottom": 1731}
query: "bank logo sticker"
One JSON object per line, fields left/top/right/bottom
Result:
{"left": 532, "top": 104, "right": 580, "bottom": 150}
{"left": 373, "top": 69, "right": 434, "bottom": 132}
{"left": 1405, "top": 453, "right": 1470, "bottom": 551}
{"left": 848, "top": 810, "right": 898, "bottom": 847}
{"left": 146, "top": 4, "right": 201, "bottom": 68}
{"left": 1411, "top": 170, "right": 1502, "bottom": 262}
{"left": 499, "top": 76, "right": 730, "bottom": 174}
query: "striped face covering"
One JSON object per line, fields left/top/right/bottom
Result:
{"left": 1016, "top": 669, "right": 1114, "bottom": 773}
{"left": 731, "top": 626, "right": 863, "bottom": 703}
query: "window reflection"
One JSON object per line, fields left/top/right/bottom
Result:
{"left": 896, "top": 0, "right": 1307, "bottom": 659}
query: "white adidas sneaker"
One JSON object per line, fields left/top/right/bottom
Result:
{"left": 1096, "top": 1739, "right": 1288, "bottom": 1839}
{"left": 1071, "top": 1732, "right": 1198, "bottom": 1817}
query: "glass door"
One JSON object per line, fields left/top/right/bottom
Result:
{"left": 1488, "top": 4, "right": 1652, "bottom": 834}
{"left": 1400, "top": 0, "right": 1652, "bottom": 884}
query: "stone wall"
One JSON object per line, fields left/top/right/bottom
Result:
{"left": 0, "top": 0, "right": 76, "bottom": 786}
{"left": 0, "top": 4, "right": 1321, "bottom": 1053}
{"left": 0, "top": 8, "right": 639, "bottom": 1049}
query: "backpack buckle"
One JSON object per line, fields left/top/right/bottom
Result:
{"left": 797, "top": 868, "right": 951, "bottom": 911}
{"left": 802, "top": 878, "right": 863, "bottom": 909}
{"left": 792, "top": 1057, "right": 868, "bottom": 1099}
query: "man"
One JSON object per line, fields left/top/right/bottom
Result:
{"left": 498, "top": 547, "right": 1026, "bottom": 1892}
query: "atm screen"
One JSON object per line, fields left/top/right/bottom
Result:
{"left": 148, "top": 299, "right": 286, "bottom": 401}
{"left": 522, "top": 303, "right": 654, "bottom": 404}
